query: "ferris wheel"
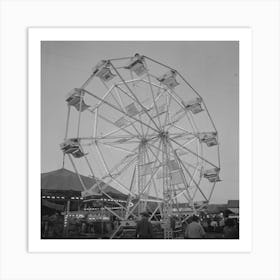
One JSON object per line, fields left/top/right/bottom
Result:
{"left": 60, "top": 53, "right": 221, "bottom": 237}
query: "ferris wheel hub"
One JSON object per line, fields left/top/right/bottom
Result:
{"left": 140, "top": 138, "right": 148, "bottom": 145}
{"left": 158, "top": 131, "right": 169, "bottom": 139}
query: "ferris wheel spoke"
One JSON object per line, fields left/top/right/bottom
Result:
{"left": 165, "top": 140, "right": 193, "bottom": 203}
{"left": 115, "top": 77, "right": 143, "bottom": 87}
{"left": 111, "top": 177, "right": 134, "bottom": 197}
{"left": 125, "top": 167, "right": 137, "bottom": 219}
{"left": 99, "top": 141, "right": 138, "bottom": 155}
{"left": 78, "top": 145, "right": 97, "bottom": 178}
{"left": 169, "top": 107, "right": 185, "bottom": 121}
{"left": 188, "top": 110, "right": 200, "bottom": 133}
{"left": 138, "top": 113, "right": 146, "bottom": 136}
{"left": 95, "top": 143, "right": 112, "bottom": 176}
{"left": 164, "top": 88, "right": 201, "bottom": 134}
{"left": 78, "top": 135, "right": 138, "bottom": 146}
{"left": 168, "top": 141, "right": 209, "bottom": 205}
{"left": 110, "top": 62, "right": 161, "bottom": 132}
{"left": 162, "top": 93, "right": 172, "bottom": 129}
{"left": 101, "top": 124, "right": 136, "bottom": 139}
{"left": 116, "top": 84, "right": 155, "bottom": 137}
{"left": 169, "top": 124, "right": 190, "bottom": 135}
{"left": 172, "top": 146, "right": 208, "bottom": 202}
{"left": 106, "top": 156, "right": 138, "bottom": 182}
{"left": 163, "top": 87, "right": 185, "bottom": 110}
{"left": 125, "top": 199, "right": 142, "bottom": 220}
{"left": 171, "top": 191, "right": 186, "bottom": 204}
{"left": 66, "top": 154, "right": 88, "bottom": 192}
{"left": 140, "top": 80, "right": 172, "bottom": 134}
{"left": 174, "top": 137, "right": 198, "bottom": 153}
{"left": 103, "top": 140, "right": 140, "bottom": 146}
{"left": 113, "top": 86, "right": 143, "bottom": 136}
{"left": 100, "top": 115, "right": 148, "bottom": 139}
{"left": 64, "top": 105, "right": 71, "bottom": 140}
{"left": 139, "top": 164, "right": 161, "bottom": 196}
{"left": 183, "top": 110, "right": 198, "bottom": 134}
{"left": 141, "top": 77, "right": 166, "bottom": 91}
{"left": 146, "top": 140, "right": 162, "bottom": 165}
{"left": 174, "top": 70, "right": 218, "bottom": 132}
{"left": 164, "top": 112, "right": 185, "bottom": 128}
{"left": 76, "top": 90, "right": 86, "bottom": 138}
{"left": 168, "top": 132, "right": 196, "bottom": 139}
{"left": 143, "top": 143, "right": 164, "bottom": 215}
{"left": 208, "top": 182, "right": 217, "bottom": 201}
{"left": 191, "top": 186, "right": 199, "bottom": 201}
{"left": 178, "top": 158, "right": 201, "bottom": 172}
{"left": 143, "top": 118, "right": 153, "bottom": 138}
{"left": 95, "top": 146, "right": 138, "bottom": 194}
{"left": 171, "top": 186, "right": 181, "bottom": 213}
{"left": 114, "top": 85, "right": 149, "bottom": 135}
{"left": 144, "top": 71, "right": 163, "bottom": 129}
{"left": 170, "top": 138, "right": 218, "bottom": 169}
{"left": 191, "top": 176, "right": 203, "bottom": 200}
{"left": 98, "top": 113, "right": 140, "bottom": 138}
{"left": 146, "top": 141, "right": 165, "bottom": 160}
{"left": 116, "top": 84, "right": 147, "bottom": 136}
{"left": 87, "top": 84, "right": 115, "bottom": 112}
{"left": 83, "top": 89, "right": 159, "bottom": 134}
{"left": 163, "top": 87, "right": 202, "bottom": 137}
{"left": 142, "top": 87, "right": 165, "bottom": 137}
{"left": 138, "top": 141, "right": 163, "bottom": 195}
{"left": 100, "top": 145, "right": 139, "bottom": 176}
{"left": 98, "top": 138, "right": 161, "bottom": 183}
{"left": 87, "top": 155, "right": 138, "bottom": 196}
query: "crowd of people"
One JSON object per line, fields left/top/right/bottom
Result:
{"left": 41, "top": 211, "right": 117, "bottom": 238}
{"left": 182, "top": 215, "right": 239, "bottom": 239}
{"left": 41, "top": 210, "right": 239, "bottom": 239}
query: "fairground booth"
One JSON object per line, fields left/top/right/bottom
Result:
{"left": 41, "top": 168, "right": 131, "bottom": 238}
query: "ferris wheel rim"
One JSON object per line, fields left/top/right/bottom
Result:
{"left": 61, "top": 54, "right": 221, "bottom": 221}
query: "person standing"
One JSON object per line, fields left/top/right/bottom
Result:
{"left": 223, "top": 218, "right": 238, "bottom": 239}
{"left": 136, "top": 212, "right": 154, "bottom": 239}
{"left": 170, "top": 215, "right": 176, "bottom": 238}
{"left": 185, "top": 215, "right": 206, "bottom": 239}
{"left": 202, "top": 219, "right": 209, "bottom": 232}
{"left": 210, "top": 219, "right": 218, "bottom": 232}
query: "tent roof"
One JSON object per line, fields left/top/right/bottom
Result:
{"left": 41, "top": 168, "right": 95, "bottom": 191}
{"left": 41, "top": 168, "right": 127, "bottom": 198}
{"left": 91, "top": 183, "right": 127, "bottom": 197}
{"left": 228, "top": 208, "right": 239, "bottom": 214}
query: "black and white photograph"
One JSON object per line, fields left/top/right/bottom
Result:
{"left": 41, "top": 41, "right": 239, "bottom": 240}
{"left": 1, "top": 0, "right": 280, "bottom": 278}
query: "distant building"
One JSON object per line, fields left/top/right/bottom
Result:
{"left": 227, "top": 200, "right": 239, "bottom": 215}
{"left": 206, "top": 204, "right": 227, "bottom": 214}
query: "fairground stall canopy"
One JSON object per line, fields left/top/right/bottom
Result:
{"left": 41, "top": 168, "right": 176, "bottom": 221}
{"left": 41, "top": 168, "right": 128, "bottom": 214}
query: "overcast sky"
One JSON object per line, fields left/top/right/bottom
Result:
{"left": 41, "top": 41, "right": 239, "bottom": 204}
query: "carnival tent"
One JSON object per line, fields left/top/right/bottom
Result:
{"left": 90, "top": 184, "right": 126, "bottom": 197}
{"left": 41, "top": 168, "right": 128, "bottom": 200}
{"left": 41, "top": 168, "right": 94, "bottom": 191}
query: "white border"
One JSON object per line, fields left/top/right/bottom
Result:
{"left": 28, "top": 27, "right": 252, "bottom": 253}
